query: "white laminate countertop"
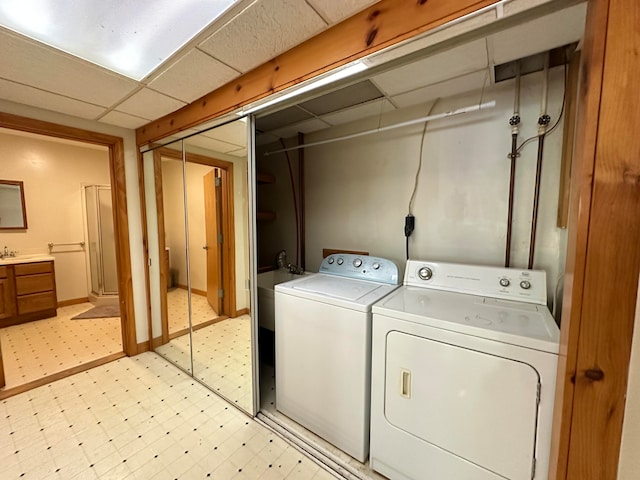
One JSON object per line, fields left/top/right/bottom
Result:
{"left": 0, "top": 254, "right": 55, "bottom": 266}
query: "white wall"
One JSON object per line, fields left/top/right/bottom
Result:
{"left": 618, "top": 277, "right": 640, "bottom": 479}
{"left": 303, "top": 68, "right": 567, "bottom": 308}
{"left": 0, "top": 99, "right": 148, "bottom": 343}
{"left": 0, "top": 129, "right": 110, "bottom": 302}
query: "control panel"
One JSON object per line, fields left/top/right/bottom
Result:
{"left": 320, "top": 254, "right": 399, "bottom": 285}
{"left": 404, "top": 260, "right": 548, "bottom": 305}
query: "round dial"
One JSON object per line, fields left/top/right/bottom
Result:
{"left": 353, "top": 258, "right": 363, "bottom": 268}
{"left": 327, "top": 257, "right": 334, "bottom": 264}
{"left": 418, "top": 267, "right": 433, "bottom": 280}
{"left": 372, "top": 262, "right": 381, "bottom": 270}
{"left": 520, "top": 280, "right": 531, "bottom": 290}
{"left": 499, "top": 278, "right": 510, "bottom": 287}
{"left": 337, "top": 258, "right": 344, "bottom": 265}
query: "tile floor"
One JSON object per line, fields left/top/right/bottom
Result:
{"left": 156, "top": 316, "right": 253, "bottom": 413}
{"left": 0, "top": 303, "right": 123, "bottom": 388}
{"left": 167, "top": 289, "right": 219, "bottom": 335}
{"left": 0, "top": 352, "right": 338, "bottom": 480}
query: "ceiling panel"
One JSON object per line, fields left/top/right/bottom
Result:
{"left": 390, "top": 70, "right": 489, "bottom": 110}
{"left": 0, "top": 78, "right": 106, "bottom": 119}
{"left": 321, "top": 98, "right": 396, "bottom": 127}
{"left": 490, "top": 3, "right": 587, "bottom": 64}
{"left": 199, "top": 119, "right": 247, "bottom": 146}
{"left": 372, "top": 39, "right": 488, "bottom": 97}
{"left": 198, "top": 0, "right": 326, "bottom": 73}
{"left": 0, "top": 29, "right": 138, "bottom": 107}
{"left": 299, "top": 80, "right": 383, "bottom": 116}
{"left": 184, "top": 135, "right": 242, "bottom": 154}
{"left": 269, "top": 118, "right": 331, "bottom": 139}
{"left": 115, "top": 88, "right": 186, "bottom": 120}
{"left": 227, "top": 147, "right": 248, "bottom": 157}
{"left": 148, "top": 49, "right": 240, "bottom": 103}
{"left": 256, "top": 106, "right": 313, "bottom": 132}
{"left": 305, "top": 0, "right": 377, "bottom": 24}
{"left": 99, "top": 110, "right": 150, "bottom": 129}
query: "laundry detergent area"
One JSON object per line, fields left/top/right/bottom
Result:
{"left": 251, "top": 3, "right": 586, "bottom": 480}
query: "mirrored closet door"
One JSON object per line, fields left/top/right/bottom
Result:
{"left": 142, "top": 117, "right": 256, "bottom": 414}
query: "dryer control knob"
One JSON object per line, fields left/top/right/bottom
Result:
{"left": 418, "top": 267, "right": 433, "bottom": 280}
{"left": 337, "top": 258, "right": 344, "bottom": 265}
{"left": 327, "top": 257, "right": 334, "bottom": 264}
{"left": 520, "top": 280, "right": 531, "bottom": 290}
{"left": 353, "top": 258, "right": 363, "bottom": 268}
{"left": 499, "top": 278, "right": 510, "bottom": 287}
{"left": 372, "top": 262, "right": 381, "bottom": 270}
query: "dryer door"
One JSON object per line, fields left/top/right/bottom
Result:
{"left": 385, "top": 331, "right": 540, "bottom": 480}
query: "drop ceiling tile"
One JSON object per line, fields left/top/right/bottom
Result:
{"left": 390, "top": 70, "right": 489, "bottom": 109}
{"left": 490, "top": 4, "right": 587, "bottom": 64}
{"left": 99, "top": 110, "right": 149, "bottom": 129}
{"left": 199, "top": 0, "right": 326, "bottom": 73}
{"left": 116, "top": 88, "right": 186, "bottom": 120}
{"left": 256, "top": 106, "right": 313, "bottom": 132}
{"left": 148, "top": 50, "right": 240, "bottom": 103}
{"left": 299, "top": 80, "right": 383, "bottom": 116}
{"left": 305, "top": 0, "right": 377, "bottom": 24}
{"left": 227, "top": 147, "right": 247, "bottom": 157}
{"left": 0, "top": 29, "right": 137, "bottom": 106}
{"left": 256, "top": 132, "right": 280, "bottom": 146}
{"left": 184, "top": 135, "right": 240, "bottom": 154}
{"left": 269, "top": 118, "right": 330, "bottom": 138}
{"left": 199, "top": 120, "right": 247, "bottom": 146}
{"left": 372, "top": 39, "right": 488, "bottom": 96}
{"left": 321, "top": 98, "right": 396, "bottom": 126}
{"left": 0, "top": 78, "right": 105, "bottom": 119}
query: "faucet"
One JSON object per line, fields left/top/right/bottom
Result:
{"left": 1, "top": 246, "right": 17, "bottom": 259}
{"left": 287, "top": 263, "right": 304, "bottom": 275}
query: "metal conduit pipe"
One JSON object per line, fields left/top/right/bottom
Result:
{"left": 528, "top": 54, "right": 551, "bottom": 269}
{"left": 505, "top": 61, "right": 521, "bottom": 267}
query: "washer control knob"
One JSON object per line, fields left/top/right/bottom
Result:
{"left": 520, "top": 280, "right": 531, "bottom": 290}
{"left": 337, "top": 258, "right": 344, "bottom": 265}
{"left": 418, "top": 267, "right": 433, "bottom": 280}
{"left": 372, "top": 262, "right": 381, "bottom": 270}
{"left": 353, "top": 258, "right": 363, "bottom": 268}
{"left": 499, "top": 278, "right": 510, "bottom": 287}
{"left": 327, "top": 257, "right": 334, "bottom": 264}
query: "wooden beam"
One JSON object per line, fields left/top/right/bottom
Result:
{"left": 136, "top": 0, "right": 497, "bottom": 146}
{"left": 549, "top": 0, "right": 640, "bottom": 478}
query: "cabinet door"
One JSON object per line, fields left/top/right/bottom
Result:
{"left": 0, "top": 276, "right": 17, "bottom": 320}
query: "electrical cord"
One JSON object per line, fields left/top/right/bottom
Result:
{"left": 515, "top": 63, "right": 568, "bottom": 154}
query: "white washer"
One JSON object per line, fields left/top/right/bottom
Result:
{"left": 370, "top": 260, "right": 560, "bottom": 480}
{"left": 275, "top": 254, "right": 399, "bottom": 462}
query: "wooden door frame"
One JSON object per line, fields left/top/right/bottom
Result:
{"left": 0, "top": 112, "right": 136, "bottom": 357}
{"left": 143, "top": 146, "right": 238, "bottom": 347}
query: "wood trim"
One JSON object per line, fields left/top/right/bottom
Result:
{"left": 136, "top": 0, "right": 496, "bottom": 145}
{"left": 176, "top": 285, "right": 209, "bottom": 297}
{"left": 550, "top": 0, "right": 640, "bottom": 478}
{"left": 234, "top": 308, "right": 249, "bottom": 317}
{"left": 136, "top": 340, "right": 150, "bottom": 354}
{"left": 0, "top": 340, "right": 5, "bottom": 389}
{"left": 0, "top": 352, "right": 126, "bottom": 400}
{"left": 322, "top": 248, "right": 370, "bottom": 258}
{"left": 153, "top": 150, "right": 170, "bottom": 346}
{"left": 0, "top": 112, "right": 136, "bottom": 358}
{"left": 168, "top": 315, "right": 229, "bottom": 340}
{"left": 0, "top": 180, "right": 27, "bottom": 230}
{"left": 556, "top": 51, "right": 580, "bottom": 228}
{"left": 57, "top": 297, "right": 89, "bottom": 308}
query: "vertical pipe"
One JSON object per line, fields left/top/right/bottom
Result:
{"left": 505, "top": 63, "right": 521, "bottom": 267}
{"left": 528, "top": 53, "right": 551, "bottom": 269}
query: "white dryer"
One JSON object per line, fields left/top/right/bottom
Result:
{"left": 370, "top": 260, "right": 560, "bottom": 480}
{"left": 275, "top": 254, "right": 399, "bottom": 462}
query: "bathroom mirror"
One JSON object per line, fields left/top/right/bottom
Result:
{"left": 0, "top": 180, "right": 28, "bottom": 230}
{"left": 142, "top": 116, "right": 255, "bottom": 414}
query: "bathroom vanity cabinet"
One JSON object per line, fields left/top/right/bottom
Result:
{"left": 0, "top": 260, "right": 57, "bottom": 328}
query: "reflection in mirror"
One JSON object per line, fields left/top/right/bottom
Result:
{"left": 143, "top": 117, "right": 253, "bottom": 414}
{"left": 0, "top": 180, "right": 28, "bottom": 230}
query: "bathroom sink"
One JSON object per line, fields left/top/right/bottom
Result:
{"left": 0, "top": 254, "right": 55, "bottom": 266}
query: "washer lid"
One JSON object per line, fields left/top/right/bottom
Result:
{"left": 276, "top": 274, "right": 398, "bottom": 312}
{"left": 373, "top": 286, "right": 559, "bottom": 353}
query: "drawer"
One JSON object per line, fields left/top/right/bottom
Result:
{"left": 16, "top": 274, "right": 54, "bottom": 296}
{"left": 0, "top": 266, "right": 6, "bottom": 279}
{"left": 15, "top": 261, "right": 53, "bottom": 276}
{"left": 17, "top": 292, "right": 56, "bottom": 315}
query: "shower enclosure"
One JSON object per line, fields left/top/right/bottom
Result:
{"left": 84, "top": 185, "right": 118, "bottom": 297}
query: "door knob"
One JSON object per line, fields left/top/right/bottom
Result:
{"left": 203, "top": 245, "right": 209, "bottom": 250}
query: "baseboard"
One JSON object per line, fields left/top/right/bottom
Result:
{"left": 58, "top": 297, "right": 90, "bottom": 308}
{"left": 234, "top": 308, "right": 250, "bottom": 317}
{"left": 136, "top": 340, "right": 150, "bottom": 354}
{"left": 176, "top": 284, "right": 207, "bottom": 297}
